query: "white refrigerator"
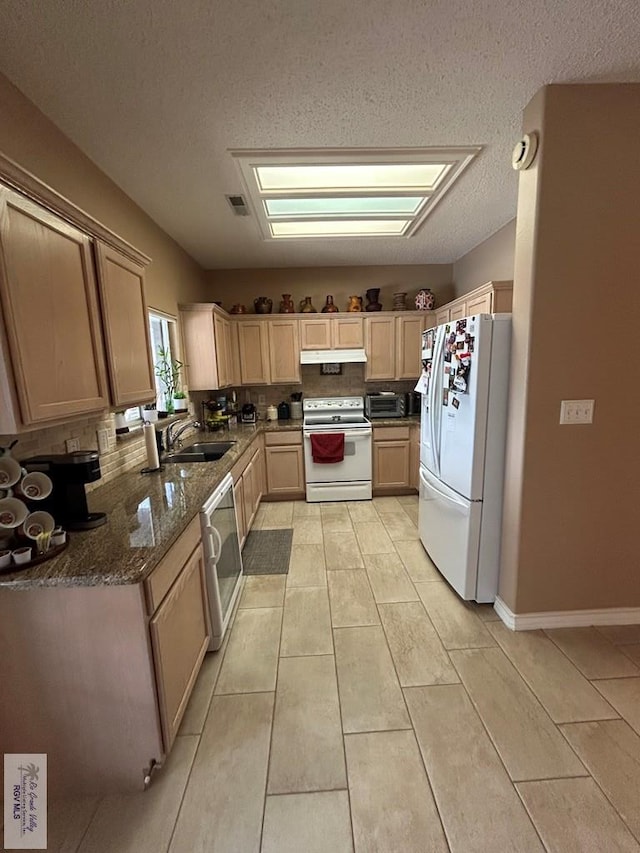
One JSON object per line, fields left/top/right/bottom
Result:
{"left": 418, "top": 313, "right": 511, "bottom": 602}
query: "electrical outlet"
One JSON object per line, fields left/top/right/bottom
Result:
{"left": 65, "top": 437, "right": 80, "bottom": 453}
{"left": 560, "top": 399, "right": 595, "bottom": 424}
{"left": 258, "top": 394, "right": 266, "bottom": 405}
{"left": 97, "top": 428, "right": 109, "bottom": 455}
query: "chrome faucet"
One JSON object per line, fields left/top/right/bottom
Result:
{"left": 165, "top": 419, "right": 201, "bottom": 452}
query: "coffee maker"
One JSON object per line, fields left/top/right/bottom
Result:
{"left": 23, "top": 451, "right": 106, "bottom": 530}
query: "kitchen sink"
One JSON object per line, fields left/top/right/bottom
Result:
{"left": 164, "top": 441, "right": 235, "bottom": 463}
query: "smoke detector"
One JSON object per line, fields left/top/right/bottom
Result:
{"left": 226, "top": 194, "right": 250, "bottom": 216}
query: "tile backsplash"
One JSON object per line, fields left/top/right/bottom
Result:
{"left": 193, "top": 364, "right": 416, "bottom": 415}
{"left": 0, "top": 413, "right": 147, "bottom": 492}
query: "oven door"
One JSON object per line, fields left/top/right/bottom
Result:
{"left": 303, "top": 428, "right": 372, "bottom": 484}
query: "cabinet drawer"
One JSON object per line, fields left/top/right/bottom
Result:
{"left": 264, "top": 430, "right": 302, "bottom": 446}
{"left": 374, "top": 425, "right": 410, "bottom": 441}
{"left": 144, "top": 515, "right": 201, "bottom": 613}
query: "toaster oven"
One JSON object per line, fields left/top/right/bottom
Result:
{"left": 365, "top": 393, "right": 406, "bottom": 419}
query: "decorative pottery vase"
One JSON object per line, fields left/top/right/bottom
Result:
{"left": 254, "top": 297, "right": 273, "bottom": 314}
{"left": 321, "top": 295, "right": 339, "bottom": 313}
{"left": 229, "top": 304, "right": 247, "bottom": 314}
{"left": 279, "top": 293, "right": 295, "bottom": 313}
{"left": 299, "top": 296, "right": 317, "bottom": 313}
{"left": 392, "top": 292, "right": 407, "bottom": 311}
{"left": 365, "top": 288, "right": 382, "bottom": 312}
{"left": 415, "top": 288, "right": 436, "bottom": 310}
{"left": 347, "top": 295, "right": 363, "bottom": 312}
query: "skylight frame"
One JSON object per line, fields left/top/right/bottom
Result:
{"left": 231, "top": 147, "right": 482, "bottom": 241}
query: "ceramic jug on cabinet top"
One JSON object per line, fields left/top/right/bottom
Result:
{"left": 279, "top": 294, "right": 295, "bottom": 313}
{"left": 254, "top": 297, "right": 273, "bottom": 314}
{"left": 347, "top": 295, "right": 363, "bottom": 312}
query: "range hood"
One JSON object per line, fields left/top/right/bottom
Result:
{"left": 300, "top": 349, "right": 367, "bottom": 364}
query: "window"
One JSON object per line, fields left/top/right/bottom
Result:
{"left": 232, "top": 147, "right": 481, "bottom": 240}
{"left": 149, "top": 310, "right": 180, "bottom": 411}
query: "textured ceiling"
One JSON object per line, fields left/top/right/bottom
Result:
{"left": 0, "top": 1, "right": 639, "bottom": 269}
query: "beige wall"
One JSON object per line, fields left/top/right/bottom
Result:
{"left": 453, "top": 220, "right": 516, "bottom": 297}
{"left": 204, "top": 265, "right": 453, "bottom": 315}
{"left": 0, "top": 73, "right": 207, "bottom": 315}
{"left": 500, "top": 84, "right": 640, "bottom": 614}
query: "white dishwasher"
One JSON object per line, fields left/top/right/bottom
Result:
{"left": 200, "top": 473, "right": 243, "bottom": 650}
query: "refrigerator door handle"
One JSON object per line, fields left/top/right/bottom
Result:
{"left": 420, "top": 469, "right": 468, "bottom": 512}
{"left": 429, "top": 327, "right": 444, "bottom": 478}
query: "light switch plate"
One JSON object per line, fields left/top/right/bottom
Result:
{"left": 97, "top": 428, "right": 109, "bottom": 455}
{"left": 560, "top": 399, "right": 595, "bottom": 424}
{"left": 65, "top": 437, "right": 80, "bottom": 453}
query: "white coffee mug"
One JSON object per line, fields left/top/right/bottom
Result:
{"left": 18, "top": 472, "right": 53, "bottom": 501}
{"left": 0, "top": 456, "right": 22, "bottom": 488}
{"left": 23, "top": 511, "right": 55, "bottom": 541}
{"left": 0, "top": 497, "right": 29, "bottom": 529}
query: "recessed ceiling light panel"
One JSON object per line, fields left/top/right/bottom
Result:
{"left": 231, "top": 147, "right": 481, "bottom": 240}
{"left": 264, "top": 196, "right": 424, "bottom": 217}
{"left": 270, "top": 219, "right": 410, "bottom": 238}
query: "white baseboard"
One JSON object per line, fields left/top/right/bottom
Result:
{"left": 494, "top": 597, "right": 640, "bottom": 631}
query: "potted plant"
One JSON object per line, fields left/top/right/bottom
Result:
{"left": 155, "top": 348, "right": 185, "bottom": 415}
{"left": 172, "top": 390, "right": 188, "bottom": 413}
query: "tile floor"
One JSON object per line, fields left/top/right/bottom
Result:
{"left": 37, "top": 495, "right": 640, "bottom": 852}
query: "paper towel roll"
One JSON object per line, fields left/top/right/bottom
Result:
{"left": 143, "top": 422, "right": 160, "bottom": 471}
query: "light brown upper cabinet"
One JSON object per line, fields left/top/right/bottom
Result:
{"left": 268, "top": 319, "right": 301, "bottom": 384}
{"left": 395, "top": 315, "right": 426, "bottom": 380}
{"left": 365, "top": 316, "right": 396, "bottom": 380}
{"left": 300, "top": 317, "right": 332, "bottom": 350}
{"left": 179, "top": 304, "right": 236, "bottom": 390}
{"left": 333, "top": 317, "right": 364, "bottom": 348}
{"left": 94, "top": 242, "right": 155, "bottom": 408}
{"left": 300, "top": 316, "right": 364, "bottom": 350}
{"left": 432, "top": 281, "right": 513, "bottom": 327}
{"left": 238, "top": 320, "right": 270, "bottom": 385}
{"left": 228, "top": 322, "right": 242, "bottom": 387}
{"left": 213, "top": 314, "right": 231, "bottom": 388}
{"left": 435, "top": 307, "right": 451, "bottom": 325}
{"left": 0, "top": 187, "right": 109, "bottom": 431}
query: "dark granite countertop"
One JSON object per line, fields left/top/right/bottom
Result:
{"left": 0, "top": 422, "right": 302, "bottom": 591}
{"left": 369, "top": 415, "right": 421, "bottom": 427}
{"left": 0, "top": 416, "right": 420, "bottom": 590}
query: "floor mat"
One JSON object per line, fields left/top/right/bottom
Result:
{"left": 242, "top": 528, "right": 293, "bottom": 575}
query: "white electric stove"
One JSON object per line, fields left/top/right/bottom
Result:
{"left": 303, "top": 396, "right": 372, "bottom": 502}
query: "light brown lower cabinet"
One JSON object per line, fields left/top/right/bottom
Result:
{"left": 264, "top": 431, "right": 305, "bottom": 497}
{"left": 409, "top": 424, "right": 420, "bottom": 489}
{"left": 149, "top": 542, "right": 210, "bottom": 750}
{"left": 230, "top": 437, "right": 264, "bottom": 549}
{"left": 0, "top": 515, "right": 210, "bottom": 793}
{"left": 373, "top": 425, "right": 412, "bottom": 494}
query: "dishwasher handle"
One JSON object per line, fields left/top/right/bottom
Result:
{"left": 205, "top": 523, "right": 223, "bottom": 562}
